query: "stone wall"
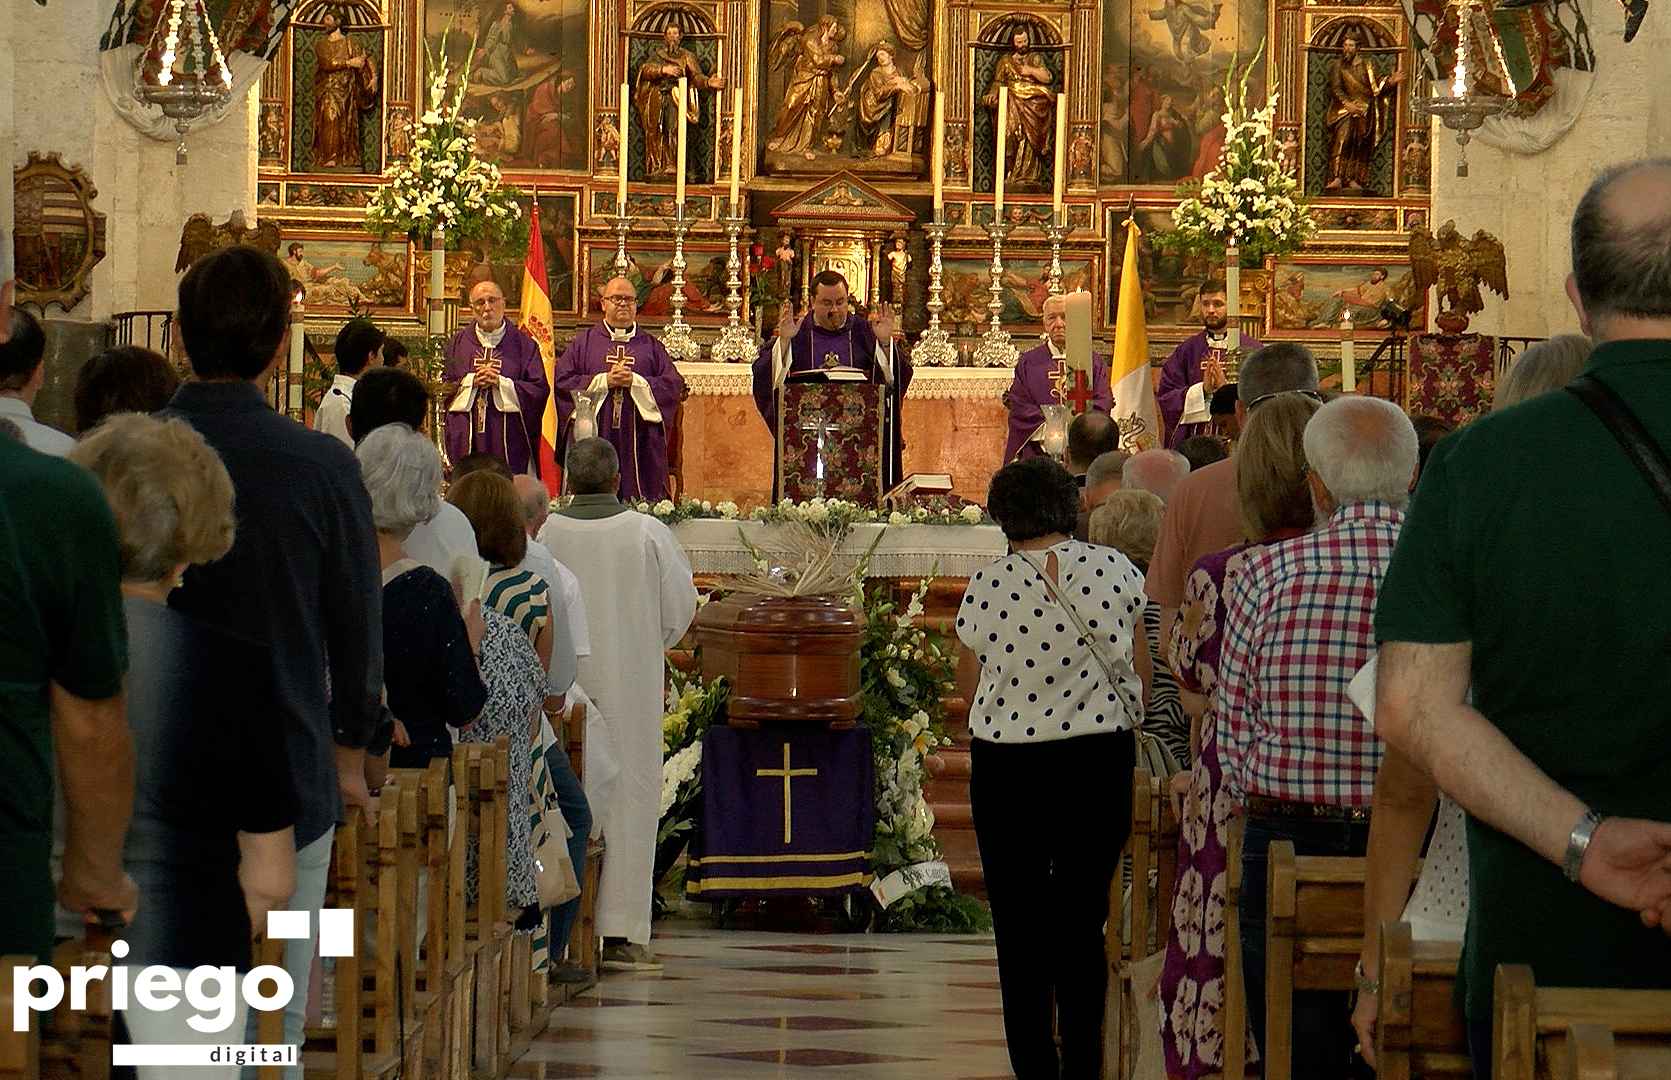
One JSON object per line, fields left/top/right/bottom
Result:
{"left": 1428, "top": 14, "right": 1671, "bottom": 337}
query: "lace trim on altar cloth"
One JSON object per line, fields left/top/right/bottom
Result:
{"left": 672, "top": 520, "right": 1007, "bottom": 578}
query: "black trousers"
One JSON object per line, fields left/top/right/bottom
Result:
{"left": 970, "top": 729, "right": 1136, "bottom": 1080}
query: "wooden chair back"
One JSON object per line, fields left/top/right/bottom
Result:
{"left": 1104, "top": 767, "right": 1179, "bottom": 1080}
{"left": 1217, "top": 816, "right": 1248, "bottom": 1080}
{"left": 0, "top": 956, "right": 39, "bottom": 1079}
{"left": 1494, "top": 965, "right": 1671, "bottom": 1080}
{"left": 325, "top": 808, "right": 367, "bottom": 1080}
{"left": 1375, "top": 921, "right": 1469, "bottom": 1079}
{"left": 1263, "top": 841, "right": 1367, "bottom": 1080}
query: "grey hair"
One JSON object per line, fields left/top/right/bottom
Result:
{"left": 1085, "top": 450, "right": 1131, "bottom": 490}
{"left": 1239, "top": 343, "right": 1319, "bottom": 405}
{"left": 1302, "top": 397, "right": 1418, "bottom": 509}
{"left": 1088, "top": 489, "right": 1165, "bottom": 569}
{"left": 356, "top": 422, "right": 442, "bottom": 538}
{"left": 567, "top": 437, "right": 620, "bottom": 495}
{"left": 1121, "top": 449, "right": 1191, "bottom": 503}
{"left": 1570, "top": 159, "right": 1671, "bottom": 322}
{"left": 1493, "top": 334, "right": 1591, "bottom": 410}
{"left": 513, "top": 474, "right": 548, "bottom": 523}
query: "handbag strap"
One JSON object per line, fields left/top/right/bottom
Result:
{"left": 1566, "top": 374, "right": 1671, "bottom": 521}
{"left": 1015, "top": 548, "right": 1127, "bottom": 701}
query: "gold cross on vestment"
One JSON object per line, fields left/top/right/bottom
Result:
{"left": 756, "top": 742, "right": 818, "bottom": 845}
{"left": 605, "top": 344, "right": 635, "bottom": 424}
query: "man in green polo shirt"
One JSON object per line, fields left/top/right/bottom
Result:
{"left": 1374, "top": 159, "right": 1671, "bottom": 1076}
{"left": 0, "top": 298, "right": 136, "bottom": 961}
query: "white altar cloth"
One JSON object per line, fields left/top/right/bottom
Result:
{"left": 671, "top": 520, "right": 1008, "bottom": 579}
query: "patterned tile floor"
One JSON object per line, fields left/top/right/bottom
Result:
{"left": 520, "top": 921, "right": 1013, "bottom": 1078}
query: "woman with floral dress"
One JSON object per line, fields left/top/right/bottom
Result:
{"left": 1158, "top": 393, "right": 1321, "bottom": 1080}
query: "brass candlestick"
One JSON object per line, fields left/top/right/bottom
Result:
{"left": 1042, "top": 212, "right": 1075, "bottom": 296}
{"left": 711, "top": 214, "right": 756, "bottom": 363}
{"left": 660, "top": 203, "right": 702, "bottom": 362}
{"left": 973, "top": 219, "right": 1018, "bottom": 368}
{"left": 914, "top": 216, "right": 957, "bottom": 367}
{"left": 610, "top": 212, "right": 634, "bottom": 277}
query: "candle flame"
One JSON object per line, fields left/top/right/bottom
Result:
{"left": 1451, "top": 47, "right": 1467, "bottom": 98}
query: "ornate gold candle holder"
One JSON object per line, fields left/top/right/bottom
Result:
{"left": 711, "top": 214, "right": 756, "bottom": 363}
{"left": 660, "top": 203, "right": 702, "bottom": 362}
{"left": 913, "top": 216, "right": 957, "bottom": 367}
{"left": 1042, "top": 213, "right": 1075, "bottom": 296}
{"left": 610, "top": 212, "right": 635, "bottom": 278}
{"left": 973, "top": 219, "right": 1018, "bottom": 368}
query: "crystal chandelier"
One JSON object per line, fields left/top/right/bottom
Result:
{"left": 1416, "top": 0, "right": 1513, "bottom": 177}
{"left": 134, "top": 0, "right": 234, "bottom": 163}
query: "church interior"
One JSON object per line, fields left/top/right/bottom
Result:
{"left": 4, "top": 0, "right": 1671, "bottom": 1076}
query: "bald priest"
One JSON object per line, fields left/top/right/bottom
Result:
{"left": 444, "top": 280, "right": 550, "bottom": 476}
{"left": 552, "top": 276, "right": 686, "bottom": 500}
{"left": 751, "top": 269, "right": 913, "bottom": 488}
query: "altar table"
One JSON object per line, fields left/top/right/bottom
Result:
{"left": 671, "top": 520, "right": 1009, "bottom": 579}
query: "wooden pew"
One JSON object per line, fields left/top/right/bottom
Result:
{"left": 1493, "top": 965, "right": 1671, "bottom": 1080}
{"left": 563, "top": 703, "right": 603, "bottom": 984}
{"left": 1263, "top": 842, "right": 1366, "bottom": 1080}
{"left": 1220, "top": 817, "right": 1248, "bottom": 1080}
{"left": 1374, "top": 921, "right": 1469, "bottom": 1079}
{"left": 1105, "top": 767, "right": 1178, "bottom": 1080}
{"left": 458, "top": 738, "right": 515, "bottom": 1080}
{"left": 0, "top": 955, "right": 39, "bottom": 1080}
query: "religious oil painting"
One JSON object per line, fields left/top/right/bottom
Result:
{"left": 582, "top": 242, "right": 732, "bottom": 321}
{"left": 1302, "top": 18, "right": 1405, "bottom": 197}
{"left": 759, "top": 0, "right": 934, "bottom": 177}
{"left": 1268, "top": 258, "right": 1423, "bottom": 335}
{"left": 1106, "top": 205, "right": 1219, "bottom": 329}
{"left": 425, "top": 0, "right": 591, "bottom": 173}
{"left": 457, "top": 191, "right": 578, "bottom": 314}
{"left": 289, "top": 1, "right": 385, "bottom": 175}
{"left": 626, "top": 9, "right": 723, "bottom": 186}
{"left": 969, "top": 13, "right": 1066, "bottom": 197}
{"left": 1100, "top": 0, "right": 1267, "bottom": 185}
{"left": 939, "top": 254, "right": 1097, "bottom": 336}
{"left": 280, "top": 232, "right": 411, "bottom": 311}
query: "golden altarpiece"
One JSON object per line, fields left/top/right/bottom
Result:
{"left": 254, "top": 0, "right": 1431, "bottom": 503}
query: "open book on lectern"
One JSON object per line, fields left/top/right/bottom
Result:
{"left": 784, "top": 367, "right": 868, "bottom": 384}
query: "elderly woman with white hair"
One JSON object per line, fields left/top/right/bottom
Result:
{"left": 69, "top": 414, "right": 297, "bottom": 1077}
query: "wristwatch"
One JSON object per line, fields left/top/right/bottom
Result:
{"left": 1563, "top": 808, "right": 1605, "bottom": 883}
{"left": 1353, "top": 959, "right": 1379, "bottom": 996}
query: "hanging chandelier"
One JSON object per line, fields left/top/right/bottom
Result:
{"left": 1416, "top": 0, "right": 1513, "bottom": 177}
{"left": 134, "top": 0, "right": 234, "bottom": 163}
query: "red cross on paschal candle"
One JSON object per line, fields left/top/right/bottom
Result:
{"left": 1066, "top": 370, "right": 1096, "bottom": 414}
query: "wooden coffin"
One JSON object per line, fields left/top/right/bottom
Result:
{"left": 695, "top": 593, "right": 865, "bottom": 725}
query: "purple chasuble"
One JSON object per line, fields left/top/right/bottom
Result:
{"left": 1156, "top": 330, "right": 1261, "bottom": 449}
{"left": 443, "top": 322, "right": 550, "bottom": 476}
{"left": 551, "top": 324, "right": 686, "bottom": 501}
{"left": 1002, "top": 342, "right": 1114, "bottom": 463}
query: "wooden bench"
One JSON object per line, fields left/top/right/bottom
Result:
{"left": 0, "top": 927, "right": 119, "bottom": 1080}
{"left": 1263, "top": 842, "right": 1366, "bottom": 1080}
{"left": 1494, "top": 965, "right": 1671, "bottom": 1080}
{"left": 1374, "top": 921, "right": 1468, "bottom": 1080}
{"left": 457, "top": 739, "right": 516, "bottom": 1080}
{"left": 563, "top": 702, "right": 603, "bottom": 984}
{"left": 1105, "top": 767, "right": 1177, "bottom": 1080}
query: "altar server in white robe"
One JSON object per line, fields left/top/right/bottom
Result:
{"left": 536, "top": 437, "right": 696, "bottom": 969}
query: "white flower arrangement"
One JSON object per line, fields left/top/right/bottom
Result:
{"left": 365, "top": 26, "right": 522, "bottom": 247}
{"left": 660, "top": 742, "right": 702, "bottom": 817}
{"left": 610, "top": 496, "right": 992, "bottom": 531}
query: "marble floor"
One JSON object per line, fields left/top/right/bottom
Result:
{"left": 520, "top": 921, "right": 1014, "bottom": 1078}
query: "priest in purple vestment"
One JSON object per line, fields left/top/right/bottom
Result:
{"left": 751, "top": 270, "right": 913, "bottom": 492}
{"left": 1003, "top": 293, "right": 1114, "bottom": 462}
{"left": 551, "top": 276, "right": 686, "bottom": 500}
{"left": 444, "top": 280, "right": 551, "bottom": 475}
{"left": 1156, "top": 279, "right": 1262, "bottom": 448}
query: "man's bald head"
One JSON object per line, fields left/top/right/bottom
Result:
{"left": 469, "top": 279, "right": 507, "bottom": 331}
{"left": 600, "top": 275, "right": 638, "bottom": 329}
{"left": 1569, "top": 159, "right": 1671, "bottom": 339}
{"left": 512, "top": 474, "right": 548, "bottom": 536}
{"left": 1042, "top": 294, "right": 1068, "bottom": 348}
{"left": 1066, "top": 411, "right": 1119, "bottom": 475}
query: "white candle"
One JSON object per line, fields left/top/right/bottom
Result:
{"left": 675, "top": 76, "right": 688, "bottom": 207}
{"left": 1225, "top": 245, "right": 1240, "bottom": 352}
{"left": 1052, "top": 93, "right": 1067, "bottom": 217}
{"left": 617, "top": 82, "right": 630, "bottom": 213}
{"left": 994, "top": 85, "right": 1008, "bottom": 217}
{"left": 932, "top": 92, "right": 945, "bottom": 212}
{"left": 1064, "top": 289, "right": 1092, "bottom": 373}
{"left": 729, "top": 87, "right": 743, "bottom": 213}
{"left": 1340, "top": 312, "right": 1357, "bottom": 392}
{"left": 289, "top": 300, "right": 305, "bottom": 415}
{"left": 429, "top": 226, "right": 445, "bottom": 302}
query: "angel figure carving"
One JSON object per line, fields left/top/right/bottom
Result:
{"left": 1409, "top": 219, "right": 1508, "bottom": 332}
{"left": 767, "top": 15, "right": 847, "bottom": 159}
{"left": 175, "top": 211, "right": 282, "bottom": 273}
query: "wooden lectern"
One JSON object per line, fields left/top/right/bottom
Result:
{"left": 775, "top": 376, "right": 885, "bottom": 507}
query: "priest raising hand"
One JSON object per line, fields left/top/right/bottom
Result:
{"left": 551, "top": 276, "right": 686, "bottom": 500}
{"left": 443, "top": 280, "right": 550, "bottom": 477}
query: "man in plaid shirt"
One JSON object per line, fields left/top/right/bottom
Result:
{"left": 1212, "top": 395, "right": 1418, "bottom": 1074}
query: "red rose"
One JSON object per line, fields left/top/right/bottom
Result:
{"left": 761, "top": 255, "right": 776, "bottom": 270}
{"left": 749, "top": 242, "right": 765, "bottom": 259}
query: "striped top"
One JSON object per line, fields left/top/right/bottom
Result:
{"left": 483, "top": 566, "right": 551, "bottom": 647}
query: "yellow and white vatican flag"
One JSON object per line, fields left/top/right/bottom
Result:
{"left": 1111, "top": 215, "right": 1160, "bottom": 449}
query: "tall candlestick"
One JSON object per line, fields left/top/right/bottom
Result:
{"left": 660, "top": 204, "right": 701, "bottom": 361}
{"left": 993, "top": 85, "right": 1008, "bottom": 216}
{"left": 931, "top": 92, "right": 945, "bottom": 211}
{"left": 1225, "top": 243, "right": 1241, "bottom": 353}
{"left": 728, "top": 87, "right": 743, "bottom": 212}
{"left": 712, "top": 214, "right": 755, "bottom": 363}
{"left": 674, "top": 76, "right": 688, "bottom": 206}
{"left": 973, "top": 220, "right": 1018, "bottom": 367}
{"left": 617, "top": 82, "right": 630, "bottom": 212}
{"left": 1340, "top": 311, "right": 1357, "bottom": 393}
{"left": 1052, "top": 93, "right": 1067, "bottom": 216}
{"left": 915, "top": 215, "right": 956, "bottom": 367}
{"left": 288, "top": 299, "right": 305, "bottom": 419}
{"left": 428, "top": 226, "right": 446, "bottom": 336}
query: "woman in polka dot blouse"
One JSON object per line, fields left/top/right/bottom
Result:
{"left": 956, "top": 455, "right": 1153, "bottom": 1080}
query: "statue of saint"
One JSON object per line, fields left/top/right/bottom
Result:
{"left": 311, "top": 7, "right": 378, "bottom": 169}
{"left": 1323, "top": 29, "right": 1404, "bottom": 192}
{"left": 634, "top": 25, "right": 726, "bottom": 180}
{"left": 886, "top": 236, "right": 910, "bottom": 305}
{"left": 766, "top": 15, "right": 847, "bottom": 159}
{"left": 775, "top": 229, "right": 798, "bottom": 299}
{"left": 855, "top": 42, "right": 926, "bottom": 157}
{"left": 981, "top": 32, "right": 1057, "bottom": 189}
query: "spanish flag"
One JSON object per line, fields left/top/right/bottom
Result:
{"left": 520, "top": 198, "right": 560, "bottom": 495}
{"left": 1111, "top": 215, "right": 1160, "bottom": 449}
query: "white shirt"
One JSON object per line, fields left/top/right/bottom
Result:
{"left": 518, "top": 537, "right": 583, "bottom": 693}
{"left": 404, "top": 501, "right": 477, "bottom": 579}
{"left": 312, "top": 374, "right": 356, "bottom": 446}
{"left": 0, "top": 396, "right": 74, "bottom": 456}
{"left": 956, "top": 539, "right": 1147, "bottom": 744}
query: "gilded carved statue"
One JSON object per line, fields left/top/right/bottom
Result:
{"left": 1323, "top": 28, "right": 1403, "bottom": 192}
{"left": 853, "top": 42, "right": 928, "bottom": 157}
{"left": 634, "top": 25, "right": 726, "bottom": 179}
{"left": 1409, "top": 220, "right": 1508, "bottom": 331}
{"left": 311, "top": 6, "right": 378, "bottom": 169}
{"left": 981, "top": 32, "right": 1057, "bottom": 189}
{"left": 767, "top": 16, "right": 848, "bottom": 159}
